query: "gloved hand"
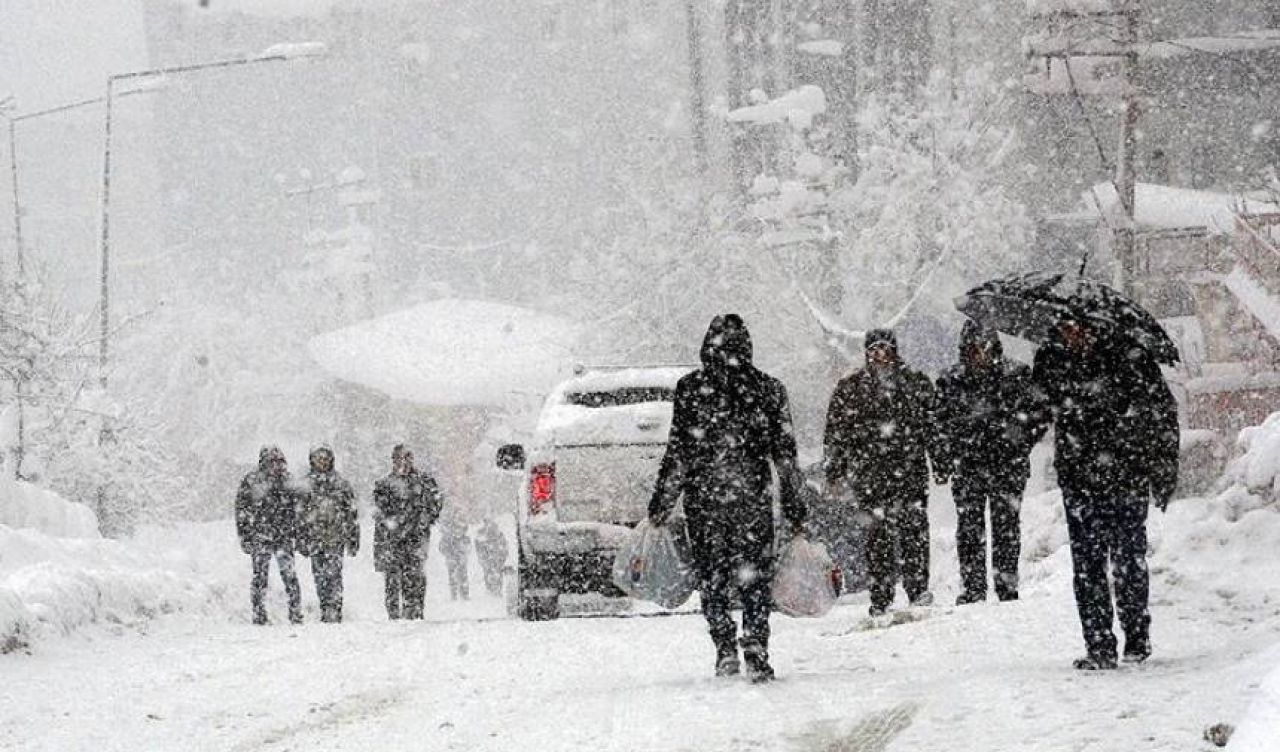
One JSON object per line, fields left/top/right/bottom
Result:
{"left": 239, "top": 539, "right": 253, "bottom": 555}
{"left": 1154, "top": 493, "right": 1171, "bottom": 513}
{"left": 346, "top": 541, "right": 360, "bottom": 558}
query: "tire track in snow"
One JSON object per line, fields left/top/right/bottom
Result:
{"left": 791, "top": 701, "right": 919, "bottom": 752}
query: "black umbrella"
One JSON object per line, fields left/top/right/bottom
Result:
{"left": 955, "top": 272, "right": 1180, "bottom": 364}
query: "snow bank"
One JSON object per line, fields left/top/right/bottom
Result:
{"left": 1227, "top": 412, "right": 1280, "bottom": 495}
{"left": 0, "top": 521, "right": 234, "bottom": 653}
{"left": 0, "top": 475, "right": 99, "bottom": 539}
{"left": 1231, "top": 657, "right": 1280, "bottom": 750}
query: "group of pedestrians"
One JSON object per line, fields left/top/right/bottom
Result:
{"left": 235, "top": 443, "right": 509, "bottom": 624}
{"left": 650, "top": 312, "right": 1178, "bottom": 682}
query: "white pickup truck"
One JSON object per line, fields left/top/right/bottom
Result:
{"left": 496, "top": 366, "right": 693, "bottom": 620}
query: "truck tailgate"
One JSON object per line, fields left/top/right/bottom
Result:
{"left": 553, "top": 443, "right": 667, "bottom": 525}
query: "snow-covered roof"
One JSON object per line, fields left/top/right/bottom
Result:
{"left": 727, "top": 85, "right": 827, "bottom": 129}
{"left": 1026, "top": 0, "right": 1116, "bottom": 17}
{"left": 1082, "top": 182, "right": 1280, "bottom": 234}
{"left": 1142, "top": 30, "right": 1280, "bottom": 60}
{"left": 551, "top": 367, "right": 693, "bottom": 398}
{"left": 308, "top": 299, "right": 581, "bottom": 406}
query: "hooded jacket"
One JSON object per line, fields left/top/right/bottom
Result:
{"left": 235, "top": 446, "right": 300, "bottom": 552}
{"left": 298, "top": 445, "right": 360, "bottom": 556}
{"left": 1032, "top": 325, "right": 1179, "bottom": 503}
{"left": 935, "top": 321, "right": 1046, "bottom": 487}
{"left": 823, "top": 328, "right": 942, "bottom": 499}
{"left": 372, "top": 452, "right": 444, "bottom": 572}
{"left": 648, "top": 315, "right": 806, "bottom": 569}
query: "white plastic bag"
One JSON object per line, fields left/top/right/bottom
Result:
{"left": 771, "top": 535, "right": 839, "bottom": 618}
{"left": 611, "top": 520, "right": 696, "bottom": 609}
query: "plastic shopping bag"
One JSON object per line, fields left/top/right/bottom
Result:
{"left": 771, "top": 535, "right": 839, "bottom": 618}
{"left": 611, "top": 520, "right": 696, "bottom": 609}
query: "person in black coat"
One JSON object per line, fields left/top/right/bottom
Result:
{"left": 824, "top": 328, "right": 945, "bottom": 617}
{"left": 372, "top": 444, "right": 444, "bottom": 620}
{"left": 1033, "top": 317, "right": 1179, "bottom": 670}
{"left": 235, "top": 446, "right": 303, "bottom": 625}
{"left": 649, "top": 314, "right": 808, "bottom": 683}
{"left": 936, "top": 321, "right": 1046, "bottom": 604}
{"left": 297, "top": 445, "right": 360, "bottom": 623}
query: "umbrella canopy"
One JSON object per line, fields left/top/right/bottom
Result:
{"left": 955, "top": 272, "right": 1180, "bottom": 364}
{"left": 308, "top": 299, "right": 581, "bottom": 406}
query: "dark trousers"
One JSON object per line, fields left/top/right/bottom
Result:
{"left": 250, "top": 548, "right": 302, "bottom": 624}
{"left": 700, "top": 552, "right": 773, "bottom": 651}
{"left": 954, "top": 472, "right": 1023, "bottom": 601}
{"left": 864, "top": 489, "right": 930, "bottom": 612}
{"left": 443, "top": 550, "right": 470, "bottom": 600}
{"left": 1062, "top": 486, "right": 1151, "bottom": 660}
{"left": 310, "top": 552, "right": 345, "bottom": 623}
{"left": 384, "top": 553, "right": 427, "bottom": 620}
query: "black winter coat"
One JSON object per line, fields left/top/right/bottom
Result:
{"left": 1032, "top": 334, "right": 1179, "bottom": 502}
{"left": 298, "top": 470, "right": 359, "bottom": 556}
{"left": 824, "top": 361, "right": 942, "bottom": 502}
{"left": 936, "top": 329, "right": 1046, "bottom": 489}
{"left": 649, "top": 315, "right": 807, "bottom": 573}
{"left": 236, "top": 466, "right": 300, "bottom": 553}
{"left": 372, "top": 470, "right": 443, "bottom": 571}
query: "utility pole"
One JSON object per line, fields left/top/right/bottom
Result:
{"left": 1115, "top": 0, "right": 1141, "bottom": 298}
{"left": 685, "top": 0, "right": 709, "bottom": 177}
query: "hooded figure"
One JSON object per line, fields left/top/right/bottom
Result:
{"left": 649, "top": 314, "right": 807, "bottom": 683}
{"left": 1032, "top": 318, "right": 1179, "bottom": 669}
{"left": 372, "top": 444, "right": 444, "bottom": 620}
{"left": 298, "top": 445, "right": 359, "bottom": 622}
{"left": 936, "top": 320, "right": 1047, "bottom": 604}
{"left": 235, "top": 446, "right": 303, "bottom": 625}
{"left": 823, "top": 327, "right": 944, "bottom": 616}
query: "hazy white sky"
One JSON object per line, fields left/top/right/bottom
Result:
{"left": 0, "top": 0, "right": 148, "bottom": 113}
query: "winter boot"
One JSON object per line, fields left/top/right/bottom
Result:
{"left": 1072, "top": 652, "right": 1118, "bottom": 671}
{"left": 909, "top": 591, "right": 934, "bottom": 607}
{"left": 714, "top": 640, "right": 741, "bottom": 677}
{"left": 1122, "top": 638, "right": 1151, "bottom": 664}
{"left": 955, "top": 591, "right": 985, "bottom": 606}
{"left": 740, "top": 638, "right": 775, "bottom": 684}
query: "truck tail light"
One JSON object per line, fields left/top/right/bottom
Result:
{"left": 529, "top": 463, "right": 555, "bottom": 515}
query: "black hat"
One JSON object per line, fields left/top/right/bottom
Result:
{"left": 864, "top": 328, "right": 897, "bottom": 353}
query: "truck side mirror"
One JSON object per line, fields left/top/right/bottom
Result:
{"left": 496, "top": 444, "right": 526, "bottom": 471}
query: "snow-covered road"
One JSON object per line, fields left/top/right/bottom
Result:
{"left": 5, "top": 580, "right": 1279, "bottom": 752}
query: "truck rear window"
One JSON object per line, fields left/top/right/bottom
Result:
{"left": 564, "top": 387, "right": 675, "bottom": 407}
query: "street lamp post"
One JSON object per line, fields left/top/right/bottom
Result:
{"left": 2, "top": 91, "right": 157, "bottom": 480}
{"left": 96, "top": 42, "right": 326, "bottom": 388}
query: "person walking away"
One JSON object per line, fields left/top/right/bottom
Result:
{"left": 373, "top": 444, "right": 443, "bottom": 620}
{"left": 438, "top": 515, "right": 472, "bottom": 601}
{"left": 236, "top": 446, "right": 304, "bottom": 625}
{"left": 474, "top": 518, "right": 509, "bottom": 597}
{"left": 298, "top": 445, "right": 359, "bottom": 623}
{"left": 824, "top": 328, "right": 946, "bottom": 617}
{"left": 936, "top": 321, "right": 1046, "bottom": 605}
{"left": 649, "top": 314, "right": 808, "bottom": 683}
{"left": 1033, "top": 317, "right": 1178, "bottom": 670}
